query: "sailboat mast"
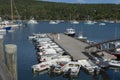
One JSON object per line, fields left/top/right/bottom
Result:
{"left": 11, "top": 0, "right": 14, "bottom": 20}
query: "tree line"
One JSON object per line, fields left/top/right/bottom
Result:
{"left": 0, "top": 0, "right": 120, "bottom": 20}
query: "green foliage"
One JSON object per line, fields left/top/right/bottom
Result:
{"left": 0, "top": 0, "right": 120, "bottom": 20}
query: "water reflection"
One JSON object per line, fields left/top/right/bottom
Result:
{"left": 93, "top": 69, "right": 111, "bottom": 80}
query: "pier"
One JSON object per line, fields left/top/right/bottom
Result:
{"left": 48, "top": 33, "right": 116, "bottom": 60}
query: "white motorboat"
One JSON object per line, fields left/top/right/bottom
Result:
{"left": 28, "top": 18, "right": 38, "bottom": 24}
{"left": 37, "top": 48, "right": 57, "bottom": 56}
{"left": 70, "top": 20, "right": 79, "bottom": 24}
{"left": 62, "top": 61, "right": 81, "bottom": 77}
{"left": 99, "top": 23, "right": 106, "bottom": 26}
{"left": 49, "top": 61, "right": 71, "bottom": 74}
{"left": 84, "top": 20, "right": 96, "bottom": 25}
{"left": 77, "top": 33, "right": 87, "bottom": 41}
{"left": 108, "top": 60, "right": 120, "bottom": 67}
{"left": 49, "top": 20, "right": 58, "bottom": 24}
{"left": 40, "top": 54, "right": 61, "bottom": 62}
{"left": 109, "top": 21, "right": 114, "bottom": 23}
{"left": 32, "top": 63, "right": 50, "bottom": 72}
{"left": 32, "top": 59, "right": 58, "bottom": 72}
{"left": 78, "top": 59, "right": 101, "bottom": 74}
{"left": 53, "top": 47, "right": 64, "bottom": 54}
{"left": 40, "top": 54, "right": 71, "bottom": 62}
{"left": 64, "top": 28, "right": 76, "bottom": 37}
{"left": 32, "top": 55, "right": 71, "bottom": 72}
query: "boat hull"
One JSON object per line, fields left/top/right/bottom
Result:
{"left": 109, "top": 60, "right": 120, "bottom": 67}
{"left": 65, "top": 33, "right": 75, "bottom": 37}
{"left": 3, "top": 26, "right": 12, "bottom": 30}
{"left": 113, "top": 54, "right": 120, "bottom": 59}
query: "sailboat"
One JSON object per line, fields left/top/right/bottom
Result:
{"left": 1, "top": 0, "right": 21, "bottom": 30}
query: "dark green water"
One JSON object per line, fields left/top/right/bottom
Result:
{"left": 3, "top": 21, "right": 120, "bottom": 80}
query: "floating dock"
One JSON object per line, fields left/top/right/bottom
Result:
{"left": 48, "top": 33, "right": 116, "bottom": 60}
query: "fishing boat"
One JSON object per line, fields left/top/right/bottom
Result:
{"left": 64, "top": 28, "right": 76, "bottom": 37}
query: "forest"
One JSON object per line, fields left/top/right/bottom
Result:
{"left": 0, "top": 0, "right": 120, "bottom": 20}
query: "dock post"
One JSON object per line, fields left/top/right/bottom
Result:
{"left": 0, "top": 35, "right": 4, "bottom": 63}
{"left": 57, "top": 33, "right": 60, "bottom": 40}
{"left": 5, "top": 44, "right": 17, "bottom": 80}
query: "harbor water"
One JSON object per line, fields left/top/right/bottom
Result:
{"left": 3, "top": 21, "right": 120, "bottom": 80}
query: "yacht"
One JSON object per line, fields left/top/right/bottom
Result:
{"left": 64, "top": 28, "right": 76, "bottom": 37}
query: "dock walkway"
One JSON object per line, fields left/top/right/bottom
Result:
{"left": 48, "top": 33, "right": 89, "bottom": 60}
{"left": 48, "top": 33, "right": 116, "bottom": 60}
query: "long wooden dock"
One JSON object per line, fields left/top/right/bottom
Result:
{"left": 48, "top": 33, "right": 89, "bottom": 60}
{"left": 48, "top": 33, "right": 116, "bottom": 60}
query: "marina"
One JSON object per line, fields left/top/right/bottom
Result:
{"left": 1, "top": 0, "right": 120, "bottom": 80}
{"left": 0, "top": 21, "right": 120, "bottom": 80}
{"left": 26, "top": 21, "right": 120, "bottom": 80}
{"left": 28, "top": 28, "right": 120, "bottom": 79}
